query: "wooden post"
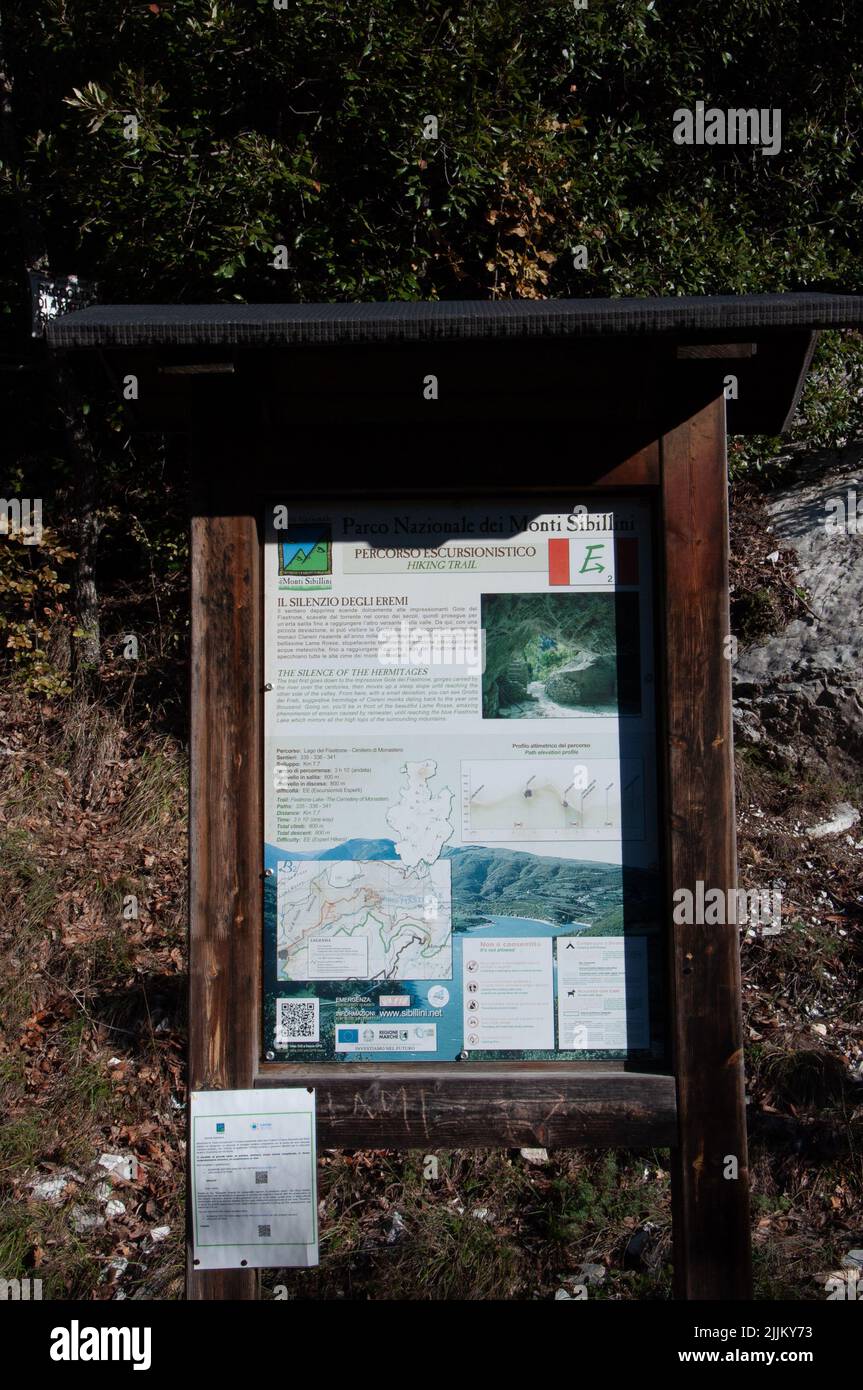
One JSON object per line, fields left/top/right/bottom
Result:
{"left": 187, "top": 424, "right": 262, "bottom": 1300}
{"left": 661, "top": 395, "right": 752, "bottom": 1299}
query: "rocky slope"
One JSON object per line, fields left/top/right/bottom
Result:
{"left": 733, "top": 444, "right": 863, "bottom": 779}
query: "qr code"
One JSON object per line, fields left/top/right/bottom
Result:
{"left": 255, "top": 1171, "right": 268, "bottom": 1184}
{"left": 258, "top": 1224, "right": 271, "bottom": 1238}
{"left": 275, "top": 996, "right": 319, "bottom": 1045}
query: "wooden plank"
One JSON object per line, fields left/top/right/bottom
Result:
{"left": 660, "top": 396, "right": 752, "bottom": 1300}
{"left": 254, "top": 431, "right": 659, "bottom": 492}
{"left": 187, "top": 423, "right": 262, "bottom": 1300}
{"left": 262, "top": 391, "right": 659, "bottom": 424}
{"left": 779, "top": 331, "right": 819, "bottom": 432}
{"left": 578, "top": 439, "right": 658, "bottom": 487}
{"left": 676, "top": 344, "right": 756, "bottom": 359}
{"left": 259, "top": 344, "right": 665, "bottom": 424}
{"left": 256, "top": 1067, "right": 677, "bottom": 1149}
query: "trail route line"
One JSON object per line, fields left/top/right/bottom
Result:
{"left": 277, "top": 858, "right": 452, "bottom": 981}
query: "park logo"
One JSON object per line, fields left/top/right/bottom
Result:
{"left": 277, "top": 523, "right": 332, "bottom": 585}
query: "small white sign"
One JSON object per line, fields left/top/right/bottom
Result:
{"left": 556, "top": 936, "right": 649, "bottom": 1050}
{"left": 190, "top": 1088, "right": 318, "bottom": 1270}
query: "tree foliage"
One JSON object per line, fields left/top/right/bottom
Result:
{"left": 1, "top": 1, "right": 862, "bottom": 690}
{"left": 4, "top": 0, "right": 863, "bottom": 307}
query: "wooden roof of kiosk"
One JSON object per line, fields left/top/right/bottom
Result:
{"left": 47, "top": 291, "right": 863, "bottom": 436}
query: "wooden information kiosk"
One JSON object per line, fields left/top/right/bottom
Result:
{"left": 47, "top": 292, "right": 863, "bottom": 1301}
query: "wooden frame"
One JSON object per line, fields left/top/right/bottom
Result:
{"left": 660, "top": 398, "right": 752, "bottom": 1300}
{"left": 187, "top": 403, "right": 750, "bottom": 1301}
{"left": 187, "top": 421, "right": 262, "bottom": 1300}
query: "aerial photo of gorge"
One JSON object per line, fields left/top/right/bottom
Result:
{"left": 481, "top": 591, "right": 642, "bottom": 718}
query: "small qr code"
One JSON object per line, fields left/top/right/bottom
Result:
{"left": 255, "top": 1170, "right": 268, "bottom": 1184}
{"left": 275, "top": 996, "right": 319, "bottom": 1045}
{"left": 258, "top": 1224, "right": 271, "bottom": 1238}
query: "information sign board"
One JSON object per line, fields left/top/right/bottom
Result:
{"left": 263, "top": 496, "right": 664, "bottom": 1066}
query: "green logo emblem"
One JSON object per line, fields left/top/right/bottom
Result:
{"left": 278, "top": 525, "right": 332, "bottom": 576}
